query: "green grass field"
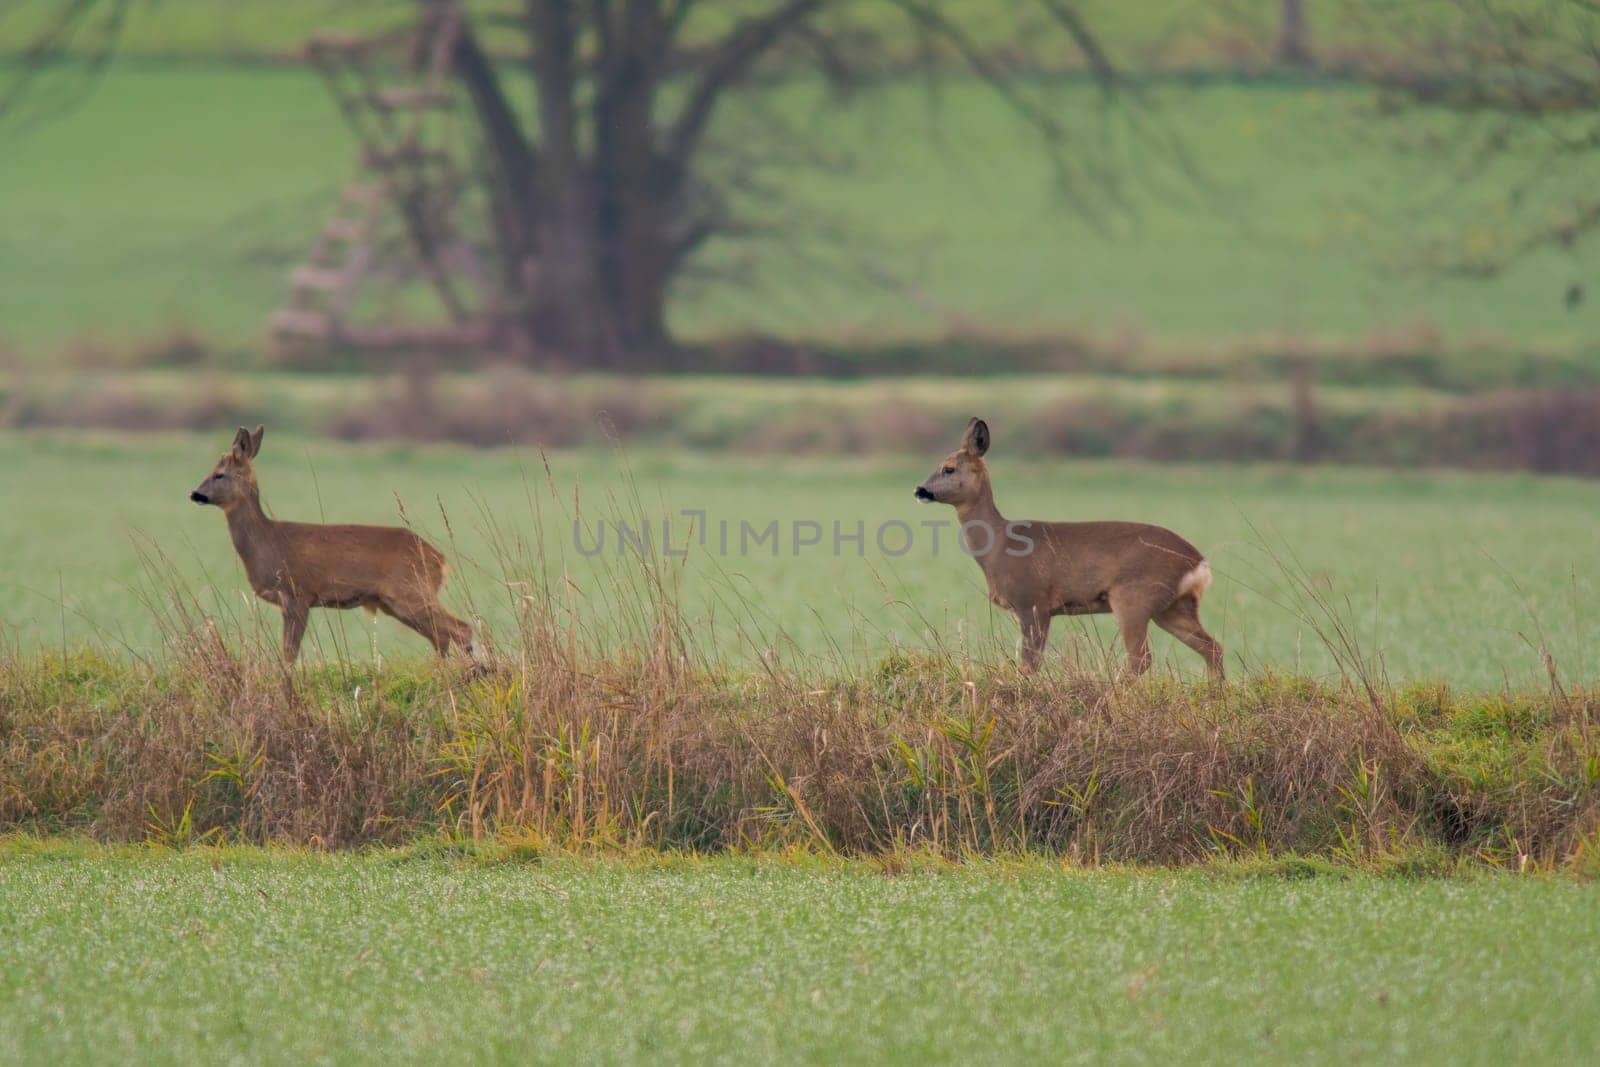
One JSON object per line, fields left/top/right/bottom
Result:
{"left": 0, "top": 844, "right": 1596, "bottom": 1064}
{"left": 2, "top": 64, "right": 1596, "bottom": 358}
{"left": 0, "top": 1, "right": 1353, "bottom": 67}
{"left": 2, "top": 430, "right": 1595, "bottom": 688}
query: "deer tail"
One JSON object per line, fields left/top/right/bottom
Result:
{"left": 1177, "top": 559, "right": 1212, "bottom": 602}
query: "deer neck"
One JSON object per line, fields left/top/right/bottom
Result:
{"left": 954, "top": 485, "right": 1007, "bottom": 567}
{"left": 222, "top": 490, "right": 283, "bottom": 589}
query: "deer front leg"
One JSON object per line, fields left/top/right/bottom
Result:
{"left": 280, "top": 600, "right": 310, "bottom": 665}
{"left": 1016, "top": 606, "right": 1051, "bottom": 673}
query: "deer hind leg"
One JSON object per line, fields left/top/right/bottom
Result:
{"left": 1154, "top": 596, "right": 1226, "bottom": 680}
{"left": 1016, "top": 606, "right": 1052, "bottom": 673}
{"left": 1108, "top": 588, "right": 1155, "bottom": 677}
{"left": 380, "top": 595, "right": 473, "bottom": 657}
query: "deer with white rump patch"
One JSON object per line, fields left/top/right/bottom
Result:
{"left": 915, "top": 418, "right": 1224, "bottom": 678}
{"left": 190, "top": 426, "right": 479, "bottom": 666}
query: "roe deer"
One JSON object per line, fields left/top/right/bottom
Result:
{"left": 915, "top": 418, "right": 1224, "bottom": 678}
{"left": 190, "top": 426, "right": 479, "bottom": 666}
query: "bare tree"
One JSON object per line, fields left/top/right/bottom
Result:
{"left": 1339, "top": 0, "right": 1600, "bottom": 282}
{"left": 6, "top": 0, "right": 1172, "bottom": 367}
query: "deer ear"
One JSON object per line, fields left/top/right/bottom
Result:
{"left": 962, "top": 417, "right": 990, "bottom": 457}
{"left": 231, "top": 427, "right": 253, "bottom": 458}
{"left": 248, "top": 425, "right": 265, "bottom": 459}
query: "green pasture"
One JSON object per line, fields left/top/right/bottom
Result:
{"left": 1, "top": 64, "right": 1596, "bottom": 358}
{"left": 0, "top": 0, "right": 1305, "bottom": 66}
{"left": 0, "top": 431, "right": 1595, "bottom": 688}
{"left": 0, "top": 844, "right": 1596, "bottom": 1064}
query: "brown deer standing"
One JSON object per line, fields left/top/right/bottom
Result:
{"left": 915, "top": 418, "right": 1224, "bottom": 678}
{"left": 190, "top": 426, "right": 479, "bottom": 666}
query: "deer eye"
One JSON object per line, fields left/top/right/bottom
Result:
{"left": 941, "top": 466, "right": 956, "bottom": 475}
{"left": 212, "top": 473, "right": 226, "bottom": 481}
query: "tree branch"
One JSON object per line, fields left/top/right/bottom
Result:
{"left": 0, "top": 0, "right": 129, "bottom": 128}
{"left": 665, "top": 0, "right": 825, "bottom": 166}
{"left": 527, "top": 0, "right": 580, "bottom": 195}
{"left": 663, "top": 0, "right": 699, "bottom": 41}
{"left": 1035, "top": 0, "right": 1120, "bottom": 93}
{"left": 884, "top": 1, "right": 1074, "bottom": 166}
{"left": 454, "top": 23, "right": 540, "bottom": 260}
{"left": 1334, "top": 0, "right": 1600, "bottom": 272}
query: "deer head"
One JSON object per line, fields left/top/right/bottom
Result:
{"left": 190, "top": 425, "right": 264, "bottom": 510}
{"left": 914, "top": 417, "right": 991, "bottom": 506}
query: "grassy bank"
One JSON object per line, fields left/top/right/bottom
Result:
{"left": 2, "top": 645, "right": 1597, "bottom": 867}
{"left": 2, "top": 844, "right": 1596, "bottom": 1064}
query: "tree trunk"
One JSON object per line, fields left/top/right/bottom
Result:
{"left": 589, "top": 2, "right": 676, "bottom": 367}
{"left": 477, "top": 2, "right": 676, "bottom": 369}
{"left": 1274, "top": 0, "right": 1312, "bottom": 68}
{"left": 522, "top": 220, "right": 674, "bottom": 369}
{"left": 524, "top": 0, "right": 608, "bottom": 362}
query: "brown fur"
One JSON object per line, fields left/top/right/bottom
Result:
{"left": 191, "top": 426, "right": 476, "bottom": 665}
{"left": 916, "top": 417, "right": 1224, "bottom": 678}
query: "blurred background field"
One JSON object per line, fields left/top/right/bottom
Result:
{"left": 3, "top": 431, "right": 1594, "bottom": 689}
{"left": 2, "top": 67, "right": 1596, "bottom": 355}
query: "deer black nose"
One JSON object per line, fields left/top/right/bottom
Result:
{"left": 914, "top": 486, "right": 935, "bottom": 502}
{"left": 190, "top": 491, "right": 209, "bottom": 504}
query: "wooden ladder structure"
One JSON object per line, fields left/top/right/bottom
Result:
{"left": 271, "top": 0, "right": 496, "bottom": 353}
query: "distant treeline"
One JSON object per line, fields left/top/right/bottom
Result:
{"left": 5, "top": 352, "right": 1600, "bottom": 475}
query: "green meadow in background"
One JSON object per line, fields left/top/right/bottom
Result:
{"left": 1, "top": 67, "right": 1596, "bottom": 357}
{"left": 2, "top": 432, "right": 1594, "bottom": 688}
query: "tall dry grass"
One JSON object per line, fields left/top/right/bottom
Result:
{"left": 4, "top": 638, "right": 1596, "bottom": 867}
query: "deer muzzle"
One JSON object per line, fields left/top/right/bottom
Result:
{"left": 190, "top": 490, "right": 210, "bottom": 504}
{"left": 914, "top": 486, "right": 936, "bottom": 502}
